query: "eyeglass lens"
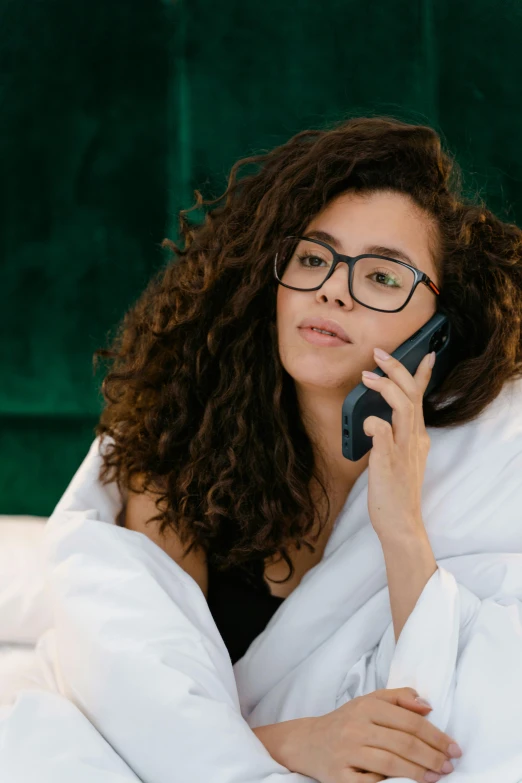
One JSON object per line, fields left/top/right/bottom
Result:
{"left": 276, "top": 237, "right": 415, "bottom": 311}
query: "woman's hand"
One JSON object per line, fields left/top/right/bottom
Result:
{"left": 289, "top": 687, "right": 462, "bottom": 783}
{"left": 360, "top": 348, "right": 435, "bottom": 541}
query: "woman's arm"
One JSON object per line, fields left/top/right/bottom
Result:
{"left": 252, "top": 690, "right": 460, "bottom": 783}
{"left": 379, "top": 528, "right": 438, "bottom": 643}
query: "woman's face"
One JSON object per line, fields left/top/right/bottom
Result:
{"left": 276, "top": 189, "right": 440, "bottom": 400}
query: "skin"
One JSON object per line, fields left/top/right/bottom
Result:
{"left": 276, "top": 188, "right": 440, "bottom": 503}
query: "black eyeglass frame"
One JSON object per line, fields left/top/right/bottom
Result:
{"left": 273, "top": 235, "right": 441, "bottom": 314}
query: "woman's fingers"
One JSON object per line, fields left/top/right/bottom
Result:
{"left": 351, "top": 744, "right": 450, "bottom": 783}
{"left": 370, "top": 698, "right": 460, "bottom": 758}
{"left": 362, "top": 723, "right": 453, "bottom": 777}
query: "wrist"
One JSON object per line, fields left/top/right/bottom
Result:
{"left": 252, "top": 716, "right": 316, "bottom": 773}
{"left": 377, "top": 521, "right": 431, "bottom": 549}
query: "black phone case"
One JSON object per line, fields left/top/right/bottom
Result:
{"left": 341, "top": 312, "right": 452, "bottom": 462}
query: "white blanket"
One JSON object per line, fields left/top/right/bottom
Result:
{"left": 2, "top": 377, "right": 522, "bottom": 783}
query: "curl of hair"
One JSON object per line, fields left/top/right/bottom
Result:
{"left": 93, "top": 115, "right": 522, "bottom": 585}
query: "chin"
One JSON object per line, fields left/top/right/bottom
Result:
{"left": 291, "top": 364, "right": 351, "bottom": 388}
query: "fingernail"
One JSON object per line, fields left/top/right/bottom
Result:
{"left": 362, "top": 371, "right": 380, "bottom": 380}
{"left": 441, "top": 760, "right": 454, "bottom": 773}
{"left": 415, "top": 696, "right": 432, "bottom": 708}
{"left": 424, "top": 773, "right": 442, "bottom": 783}
{"left": 374, "top": 347, "right": 391, "bottom": 360}
{"left": 447, "top": 742, "right": 462, "bottom": 758}
{"left": 428, "top": 351, "right": 436, "bottom": 368}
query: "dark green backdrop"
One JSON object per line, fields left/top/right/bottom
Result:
{"left": 2, "top": 0, "right": 521, "bottom": 514}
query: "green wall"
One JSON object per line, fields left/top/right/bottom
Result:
{"left": 2, "top": 0, "right": 522, "bottom": 514}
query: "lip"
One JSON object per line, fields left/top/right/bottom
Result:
{"left": 298, "top": 317, "right": 351, "bottom": 343}
{"left": 299, "top": 328, "right": 349, "bottom": 347}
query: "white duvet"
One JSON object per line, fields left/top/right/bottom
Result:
{"left": 1, "top": 377, "right": 522, "bottom": 782}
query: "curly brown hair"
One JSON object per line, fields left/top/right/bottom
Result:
{"left": 93, "top": 115, "right": 522, "bottom": 584}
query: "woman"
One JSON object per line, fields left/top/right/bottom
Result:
{"left": 87, "top": 115, "right": 522, "bottom": 783}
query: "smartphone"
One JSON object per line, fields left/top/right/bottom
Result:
{"left": 341, "top": 311, "right": 452, "bottom": 462}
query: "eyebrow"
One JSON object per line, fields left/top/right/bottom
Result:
{"left": 305, "top": 229, "right": 419, "bottom": 270}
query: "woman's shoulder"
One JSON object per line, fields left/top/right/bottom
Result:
{"left": 123, "top": 473, "right": 208, "bottom": 599}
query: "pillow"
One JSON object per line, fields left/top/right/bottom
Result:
{"left": 0, "top": 516, "right": 52, "bottom": 644}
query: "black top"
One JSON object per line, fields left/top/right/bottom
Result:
{"left": 206, "top": 557, "right": 285, "bottom": 664}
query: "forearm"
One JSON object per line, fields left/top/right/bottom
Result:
{"left": 252, "top": 717, "right": 314, "bottom": 774}
{"left": 380, "top": 527, "right": 438, "bottom": 643}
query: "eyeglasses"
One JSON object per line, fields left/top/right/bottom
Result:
{"left": 273, "top": 235, "right": 440, "bottom": 313}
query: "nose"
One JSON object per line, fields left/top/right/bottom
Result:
{"left": 318, "top": 261, "right": 354, "bottom": 303}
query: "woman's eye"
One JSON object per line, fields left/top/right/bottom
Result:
{"left": 298, "top": 254, "right": 326, "bottom": 266}
{"left": 369, "top": 271, "right": 400, "bottom": 287}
